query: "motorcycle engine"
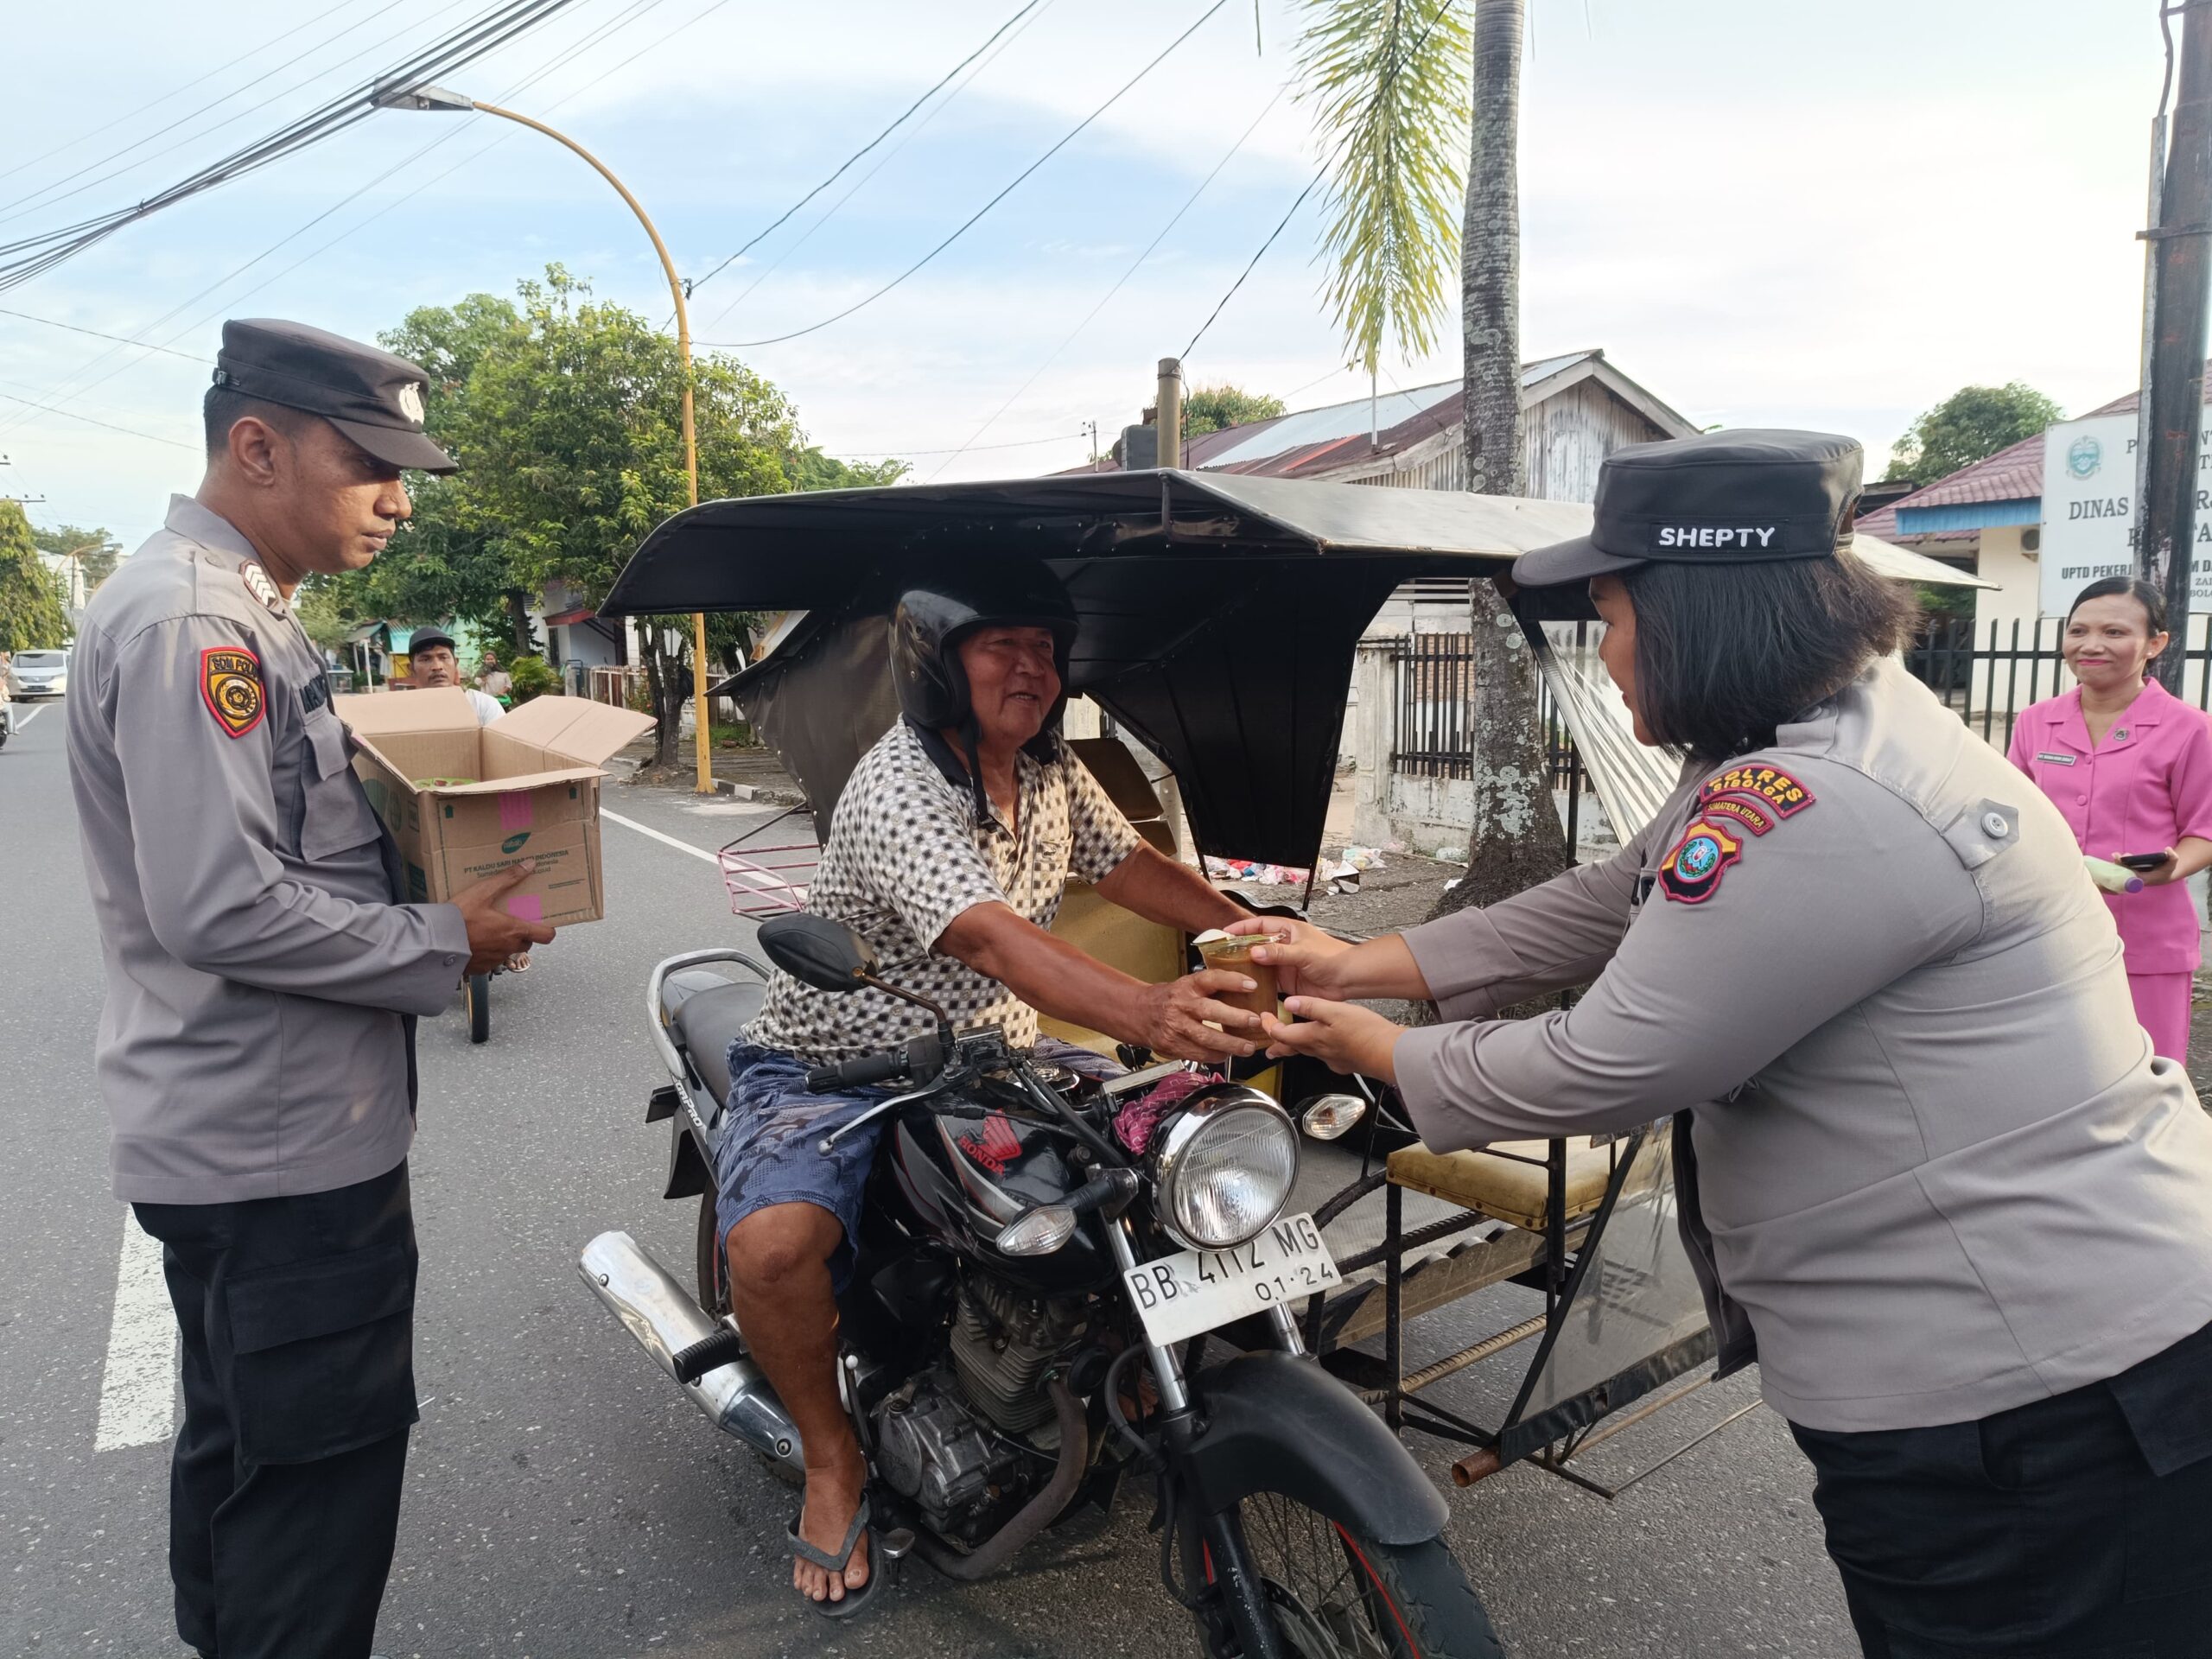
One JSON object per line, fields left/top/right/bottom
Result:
{"left": 871, "top": 1373, "right": 1020, "bottom": 1541}
{"left": 949, "top": 1274, "right": 1090, "bottom": 1433}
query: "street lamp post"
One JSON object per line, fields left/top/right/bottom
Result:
{"left": 375, "top": 82, "right": 717, "bottom": 794}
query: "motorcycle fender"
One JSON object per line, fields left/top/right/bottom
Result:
{"left": 663, "top": 1111, "right": 710, "bottom": 1201}
{"left": 1183, "top": 1351, "right": 1449, "bottom": 1547}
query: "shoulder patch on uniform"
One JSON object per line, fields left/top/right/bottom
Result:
{"left": 1657, "top": 817, "right": 1744, "bottom": 906}
{"left": 1699, "top": 763, "right": 1815, "bottom": 823}
{"left": 200, "top": 645, "right": 265, "bottom": 739}
{"left": 238, "top": 562, "right": 283, "bottom": 613}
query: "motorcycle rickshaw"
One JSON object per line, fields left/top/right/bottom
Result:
{"left": 577, "top": 467, "right": 1975, "bottom": 1651}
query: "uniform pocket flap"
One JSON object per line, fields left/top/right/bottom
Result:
{"left": 226, "top": 1238, "right": 416, "bottom": 1356}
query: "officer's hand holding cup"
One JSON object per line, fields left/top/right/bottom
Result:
{"left": 1222, "top": 916, "right": 1355, "bottom": 1000}
{"left": 454, "top": 859, "right": 556, "bottom": 976}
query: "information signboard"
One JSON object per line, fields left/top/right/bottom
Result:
{"left": 2039, "top": 412, "right": 2212, "bottom": 615}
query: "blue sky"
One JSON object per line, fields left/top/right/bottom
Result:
{"left": 0, "top": 0, "right": 2169, "bottom": 549}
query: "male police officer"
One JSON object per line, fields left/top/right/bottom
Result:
{"left": 67, "top": 320, "right": 554, "bottom": 1659}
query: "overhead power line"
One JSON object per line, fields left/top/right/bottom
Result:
{"left": 926, "top": 78, "right": 1291, "bottom": 481}
{"left": 696, "top": 0, "right": 1234, "bottom": 351}
{"left": 0, "top": 306, "right": 214, "bottom": 363}
{"left": 0, "top": 0, "right": 373, "bottom": 191}
{"left": 0, "top": 387, "right": 200, "bottom": 451}
{"left": 0, "top": 0, "right": 576, "bottom": 294}
{"left": 0, "top": 0, "right": 714, "bottom": 444}
{"left": 685, "top": 0, "right": 1050, "bottom": 301}
{"left": 1181, "top": 0, "right": 1460, "bottom": 363}
{"left": 0, "top": 0, "right": 442, "bottom": 226}
{"left": 691, "top": 0, "right": 1054, "bottom": 337}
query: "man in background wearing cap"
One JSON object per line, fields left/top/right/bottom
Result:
{"left": 408, "top": 626, "right": 504, "bottom": 725}
{"left": 67, "top": 319, "right": 555, "bottom": 1659}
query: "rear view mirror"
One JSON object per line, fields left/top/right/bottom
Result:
{"left": 759, "top": 912, "right": 880, "bottom": 994}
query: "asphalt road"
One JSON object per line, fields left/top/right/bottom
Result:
{"left": 0, "top": 701, "right": 1857, "bottom": 1659}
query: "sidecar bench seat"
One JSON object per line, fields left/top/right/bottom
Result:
{"left": 672, "top": 978, "right": 769, "bottom": 1110}
{"left": 1385, "top": 1137, "right": 1615, "bottom": 1234}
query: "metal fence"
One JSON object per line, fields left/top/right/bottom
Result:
{"left": 1904, "top": 614, "right": 2212, "bottom": 750}
{"left": 1381, "top": 632, "right": 1583, "bottom": 792}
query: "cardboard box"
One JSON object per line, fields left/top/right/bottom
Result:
{"left": 335, "top": 689, "right": 656, "bottom": 926}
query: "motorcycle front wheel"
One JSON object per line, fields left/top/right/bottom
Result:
{"left": 465, "top": 973, "right": 491, "bottom": 1044}
{"left": 1204, "top": 1491, "right": 1503, "bottom": 1659}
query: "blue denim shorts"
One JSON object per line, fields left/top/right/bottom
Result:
{"left": 710, "top": 1037, "right": 1122, "bottom": 1292}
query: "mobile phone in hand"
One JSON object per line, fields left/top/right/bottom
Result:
{"left": 2117, "top": 853, "right": 2172, "bottom": 873}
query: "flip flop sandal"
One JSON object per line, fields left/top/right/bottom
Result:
{"left": 787, "top": 1494, "right": 881, "bottom": 1619}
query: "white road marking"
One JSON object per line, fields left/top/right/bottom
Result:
{"left": 603, "top": 808, "right": 721, "bottom": 866}
{"left": 94, "top": 1212, "right": 178, "bottom": 1452}
{"left": 10, "top": 703, "right": 43, "bottom": 730}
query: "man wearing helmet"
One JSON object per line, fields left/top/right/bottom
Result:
{"left": 717, "top": 563, "right": 1264, "bottom": 1615}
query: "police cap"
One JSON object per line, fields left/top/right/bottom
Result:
{"left": 1513, "top": 429, "right": 1862, "bottom": 587}
{"left": 213, "top": 318, "right": 458, "bottom": 474}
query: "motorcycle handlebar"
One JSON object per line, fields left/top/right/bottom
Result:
{"left": 806, "top": 1048, "right": 909, "bottom": 1093}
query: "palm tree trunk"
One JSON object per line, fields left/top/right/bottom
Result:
{"left": 1429, "top": 0, "right": 1567, "bottom": 923}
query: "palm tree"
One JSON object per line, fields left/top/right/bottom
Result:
{"left": 1298, "top": 0, "right": 1565, "bottom": 917}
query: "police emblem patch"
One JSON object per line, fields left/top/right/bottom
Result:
{"left": 239, "top": 562, "right": 283, "bottom": 613}
{"left": 200, "top": 646, "right": 265, "bottom": 739}
{"left": 1658, "top": 817, "right": 1743, "bottom": 905}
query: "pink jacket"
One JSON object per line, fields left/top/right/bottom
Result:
{"left": 2007, "top": 677, "right": 2212, "bottom": 973}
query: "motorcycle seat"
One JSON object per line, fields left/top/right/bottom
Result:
{"left": 671, "top": 978, "right": 768, "bottom": 1111}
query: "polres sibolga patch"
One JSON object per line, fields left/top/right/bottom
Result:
{"left": 1699, "top": 763, "right": 1815, "bottom": 821}
{"left": 200, "top": 645, "right": 265, "bottom": 739}
{"left": 1657, "top": 817, "right": 1744, "bottom": 905}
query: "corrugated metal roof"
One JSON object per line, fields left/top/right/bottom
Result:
{"left": 1193, "top": 354, "right": 1603, "bottom": 472}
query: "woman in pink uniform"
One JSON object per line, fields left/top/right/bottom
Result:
{"left": 2009, "top": 576, "right": 2212, "bottom": 1060}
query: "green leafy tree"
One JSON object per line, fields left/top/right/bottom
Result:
{"left": 1295, "top": 0, "right": 1471, "bottom": 377}
{"left": 359, "top": 295, "right": 542, "bottom": 652}
{"left": 1181, "top": 385, "right": 1287, "bottom": 440}
{"left": 791, "top": 447, "right": 908, "bottom": 492}
{"left": 30, "top": 522, "right": 123, "bottom": 593}
{"left": 1890, "top": 383, "right": 2063, "bottom": 488}
{"left": 1300, "top": 0, "right": 1567, "bottom": 926}
{"left": 0, "top": 502, "right": 73, "bottom": 651}
{"left": 442, "top": 267, "right": 803, "bottom": 767}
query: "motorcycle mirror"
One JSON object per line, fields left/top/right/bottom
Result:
{"left": 758, "top": 912, "right": 880, "bottom": 994}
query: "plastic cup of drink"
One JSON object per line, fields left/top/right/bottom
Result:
{"left": 1196, "top": 933, "right": 1280, "bottom": 1018}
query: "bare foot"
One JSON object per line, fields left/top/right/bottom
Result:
{"left": 793, "top": 1447, "right": 869, "bottom": 1604}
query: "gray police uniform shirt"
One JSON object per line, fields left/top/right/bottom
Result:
{"left": 1393, "top": 656, "right": 2212, "bottom": 1434}
{"left": 68, "top": 497, "right": 471, "bottom": 1205}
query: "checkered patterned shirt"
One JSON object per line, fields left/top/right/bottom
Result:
{"left": 747, "top": 721, "right": 1142, "bottom": 1065}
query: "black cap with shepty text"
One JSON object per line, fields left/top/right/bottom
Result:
{"left": 1512, "top": 429, "right": 1861, "bottom": 587}
{"left": 213, "top": 318, "right": 457, "bottom": 474}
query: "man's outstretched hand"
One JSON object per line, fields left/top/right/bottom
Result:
{"left": 1138, "top": 969, "right": 1268, "bottom": 1063}
{"left": 454, "top": 860, "right": 556, "bottom": 976}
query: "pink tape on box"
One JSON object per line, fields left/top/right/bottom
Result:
{"left": 499, "top": 791, "right": 534, "bottom": 832}
{"left": 506, "top": 893, "right": 543, "bottom": 923}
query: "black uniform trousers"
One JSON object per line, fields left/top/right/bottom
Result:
{"left": 134, "top": 1160, "right": 420, "bottom": 1659}
{"left": 1791, "top": 1319, "right": 2212, "bottom": 1658}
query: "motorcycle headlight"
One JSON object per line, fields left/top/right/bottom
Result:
{"left": 1152, "top": 1086, "right": 1298, "bottom": 1251}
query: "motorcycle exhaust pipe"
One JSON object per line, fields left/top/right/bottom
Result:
{"left": 577, "top": 1231, "right": 805, "bottom": 1480}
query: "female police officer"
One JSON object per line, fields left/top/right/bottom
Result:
{"left": 1243, "top": 429, "right": 2212, "bottom": 1656}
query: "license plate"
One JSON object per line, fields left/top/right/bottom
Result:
{"left": 1122, "top": 1211, "right": 1342, "bottom": 1346}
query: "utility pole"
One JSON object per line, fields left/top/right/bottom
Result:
{"left": 0, "top": 455, "right": 44, "bottom": 506}
{"left": 1156, "top": 358, "right": 1184, "bottom": 468}
{"left": 2138, "top": 0, "right": 2212, "bottom": 692}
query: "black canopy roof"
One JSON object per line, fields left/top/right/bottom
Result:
{"left": 601, "top": 470, "right": 1594, "bottom": 867}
